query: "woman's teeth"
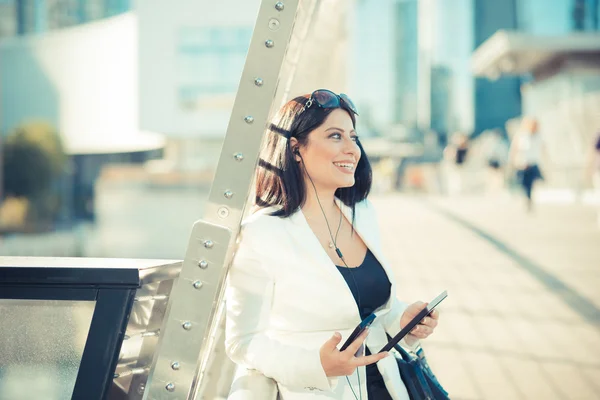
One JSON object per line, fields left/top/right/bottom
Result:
{"left": 334, "top": 162, "right": 354, "bottom": 170}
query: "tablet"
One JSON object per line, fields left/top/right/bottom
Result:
{"left": 379, "top": 290, "right": 447, "bottom": 353}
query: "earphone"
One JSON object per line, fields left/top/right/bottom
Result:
{"left": 296, "top": 146, "right": 363, "bottom": 400}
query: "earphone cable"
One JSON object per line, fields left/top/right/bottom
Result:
{"left": 300, "top": 155, "right": 363, "bottom": 400}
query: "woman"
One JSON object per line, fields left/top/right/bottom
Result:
{"left": 509, "top": 117, "right": 546, "bottom": 212}
{"left": 225, "top": 90, "right": 440, "bottom": 400}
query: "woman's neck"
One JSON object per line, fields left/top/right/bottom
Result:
{"left": 301, "top": 184, "right": 338, "bottom": 221}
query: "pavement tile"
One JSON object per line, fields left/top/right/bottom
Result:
{"left": 537, "top": 291, "right": 585, "bottom": 323}
{"left": 461, "top": 350, "right": 523, "bottom": 400}
{"left": 422, "top": 345, "right": 482, "bottom": 400}
{"left": 511, "top": 290, "right": 556, "bottom": 320}
{"left": 372, "top": 195, "right": 600, "bottom": 400}
{"left": 453, "top": 287, "right": 499, "bottom": 315}
{"left": 476, "top": 315, "right": 524, "bottom": 354}
{"left": 570, "top": 325, "right": 600, "bottom": 361}
{"left": 499, "top": 356, "right": 564, "bottom": 400}
{"left": 476, "top": 284, "right": 523, "bottom": 318}
{"left": 510, "top": 318, "right": 560, "bottom": 359}
{"left": 537, "top": 320, "right": 600, "bottom": 366}
{"left": 581, "top": 367, "right": 600, "bottom": 395}
{"left": 442, "top": 312, "right": 488, "bottom": 349}
{"left": 541, "top": 361, "right": 600, "bottom": 399}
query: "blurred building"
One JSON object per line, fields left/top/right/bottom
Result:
{"left": 393, "top": 0, "right": 418, "bottom": 128}
{"left": 0, "top": 0, "right": 264, "bottom": 221}
{"left": 1, "top": 0, "right": 161, "bottom": 222}
{"left": 387, "top": 0, "right": 598, "bottom": 139}
{"left": 473, "top": 0, "right": 600, "bottom": 190}
{"left": 1, "top": 0, "right": 355, "bottom": 223}
{"left": 388, "top": 0, "right": 476, "bottom": 140}
{"left": 430, "top": 65, "right": 453, "bottom": 135}
{"left": 473, "top": 0, "right": 522, "bottom": 136}
{"left": 350, "top": 0, "right": 396, "bottom": 133}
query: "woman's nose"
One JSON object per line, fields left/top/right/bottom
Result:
{"left": 343, "top": 138, "right": 359, "bottom": 158}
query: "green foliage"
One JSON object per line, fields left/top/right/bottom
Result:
{"left": 2, "top": 121, "right": 67, "bottom": 198}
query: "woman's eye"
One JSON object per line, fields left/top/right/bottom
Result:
{"left": 351, "top": 136, "right": 359, "bottom": 142}
{"left": 330, "top": 133, "right": 342, "bottom": 140}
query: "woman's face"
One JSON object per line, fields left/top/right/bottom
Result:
{"left": 295, "top": 109, "right": 361, "bottom": 191}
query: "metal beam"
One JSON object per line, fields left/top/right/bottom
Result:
{"left": 143, "top": 1, "right": 300, "bottom": 399}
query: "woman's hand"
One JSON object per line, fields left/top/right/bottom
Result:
{"left": 319, "top": 329, "right": 389, "bottom": 377}
{"left": 400, "top": 301, "right": 440, "bottom": 342}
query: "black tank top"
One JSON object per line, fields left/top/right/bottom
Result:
{"left": 336, "top": 249, "right": 392, "bottom": 391}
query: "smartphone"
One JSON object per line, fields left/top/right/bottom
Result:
{"left": 378, "top": 290, "right": 448, "bottom": 353}
{"left": 340, "top": 313, "right": 376, "bottom": 352}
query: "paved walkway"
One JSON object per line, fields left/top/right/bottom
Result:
{"left": 371, "top": 194, "right": 600, "bottom": 400}
{"left": 4, "top": 180, "right": 599, "bottom": 399}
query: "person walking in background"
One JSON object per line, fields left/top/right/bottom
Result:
{"left": 508, "top": 117, "right": 546, "bottom": 212}
{"left": 585, "top": 131, "right": 600, "bottom": 227}
{"left": 482, "top": 129, "right": 509, "bottom": 195}
{"left": 443, "top": 132, "right": 470, "bottom": 195}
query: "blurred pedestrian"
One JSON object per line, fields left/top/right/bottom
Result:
{"left": 508, "top": 117, "right": 546, "bottom": 212}
{"left": 482, "top": 129, "right": 509, "bottom": 194}
{"left": 225, "top": 90, "right": 440, "bottom": 400}
{"left": 443, "top": 132, "right": 470, "bottom": 195}
{"left": 585, "top": 131, "right": 600, "bottom": 227}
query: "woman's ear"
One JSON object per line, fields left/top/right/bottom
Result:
{"left": 289, "top": 137, "right": 301, "bottom": 162}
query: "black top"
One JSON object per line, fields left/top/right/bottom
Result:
{"left": 336, "top": 248, "right": 392, "bottom": 389}
{"left": 455, "top": 147, "right": 468, "bottom": 165}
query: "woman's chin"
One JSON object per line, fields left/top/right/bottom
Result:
{"left": 337, "top": 178, "right": 356, "bottom": 188}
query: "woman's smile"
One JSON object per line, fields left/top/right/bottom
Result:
{"left": 333, "top": 161, "right": 356, "bottom": 174}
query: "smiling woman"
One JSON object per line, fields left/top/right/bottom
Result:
{"left": 225, "top": 90, "right": 441, "bottom": 400}
{"left": 254, "top": 91, "right": 372, "bottom": 219}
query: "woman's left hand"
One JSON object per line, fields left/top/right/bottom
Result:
{"left": 400, "top": 301, "right": 440, "bottom": 340}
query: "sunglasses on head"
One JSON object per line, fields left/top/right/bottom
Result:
{"left": 301, "top": 89, "right": 359, "bottom": 115}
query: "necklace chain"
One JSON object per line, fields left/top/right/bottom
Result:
{"left": 328, "top": 208, "right": 343, "bottom": 249}
{"left": 305, "top": 208, "right": 343, "bottom": 251}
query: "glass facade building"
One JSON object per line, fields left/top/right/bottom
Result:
{"left": 393, "top": 0, "right": 418, "bottom": 128}
{"left": 0, "top": 0, "right": 131, "bottom": 37}
{"left": 388, "top": 0, "right": 599, "bottom": 139}
{"left": 518, "top": 0, "right": 599, "bottom": 34}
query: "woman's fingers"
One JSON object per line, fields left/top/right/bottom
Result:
{"left": 344, "top": 328, "right": 369, "bottom": 357}
{"left": 353, "top": 351, "right": 389, "bottom": 367}
{"left": 411, "top": 325, "right": 433, "bottom": 338}
{"left": 420, "top": 316, "right": 438, "bottom": 329}
{"left": 323, "top": 332, "right": 343, "bottom": 352}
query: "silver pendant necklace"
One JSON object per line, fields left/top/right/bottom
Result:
{"left": 329, "top": 207, "right": 343, "bottom": 252}
{"left": 306, "top": 208, "right": 343, "bottom": 252}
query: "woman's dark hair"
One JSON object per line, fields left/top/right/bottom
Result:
{"left": 255, "top": 94, "right": 372, "bottom": 219}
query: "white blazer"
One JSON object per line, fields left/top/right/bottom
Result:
{"left": 225, "top": 199, "right": 412, "bottom": 400}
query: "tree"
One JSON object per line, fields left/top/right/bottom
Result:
{"left": 2, "top": 121, "right": 67, "bottom": 224}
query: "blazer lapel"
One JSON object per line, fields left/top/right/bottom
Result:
{"left": 285, "top": 200, "right": 397, "bottom": 321}
{"left": 286, "top": 209, "right": 361, "bottom": 319}
{"left": 336, "top": 200, "right": 397, "bottom": 317}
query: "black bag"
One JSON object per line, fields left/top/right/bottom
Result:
{"left": 392, "top": 343, "right": 450, "bottom": 400}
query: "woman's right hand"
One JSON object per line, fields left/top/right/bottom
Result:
{"left": 319, "top": 329, "right": 389, "bottom": 377}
